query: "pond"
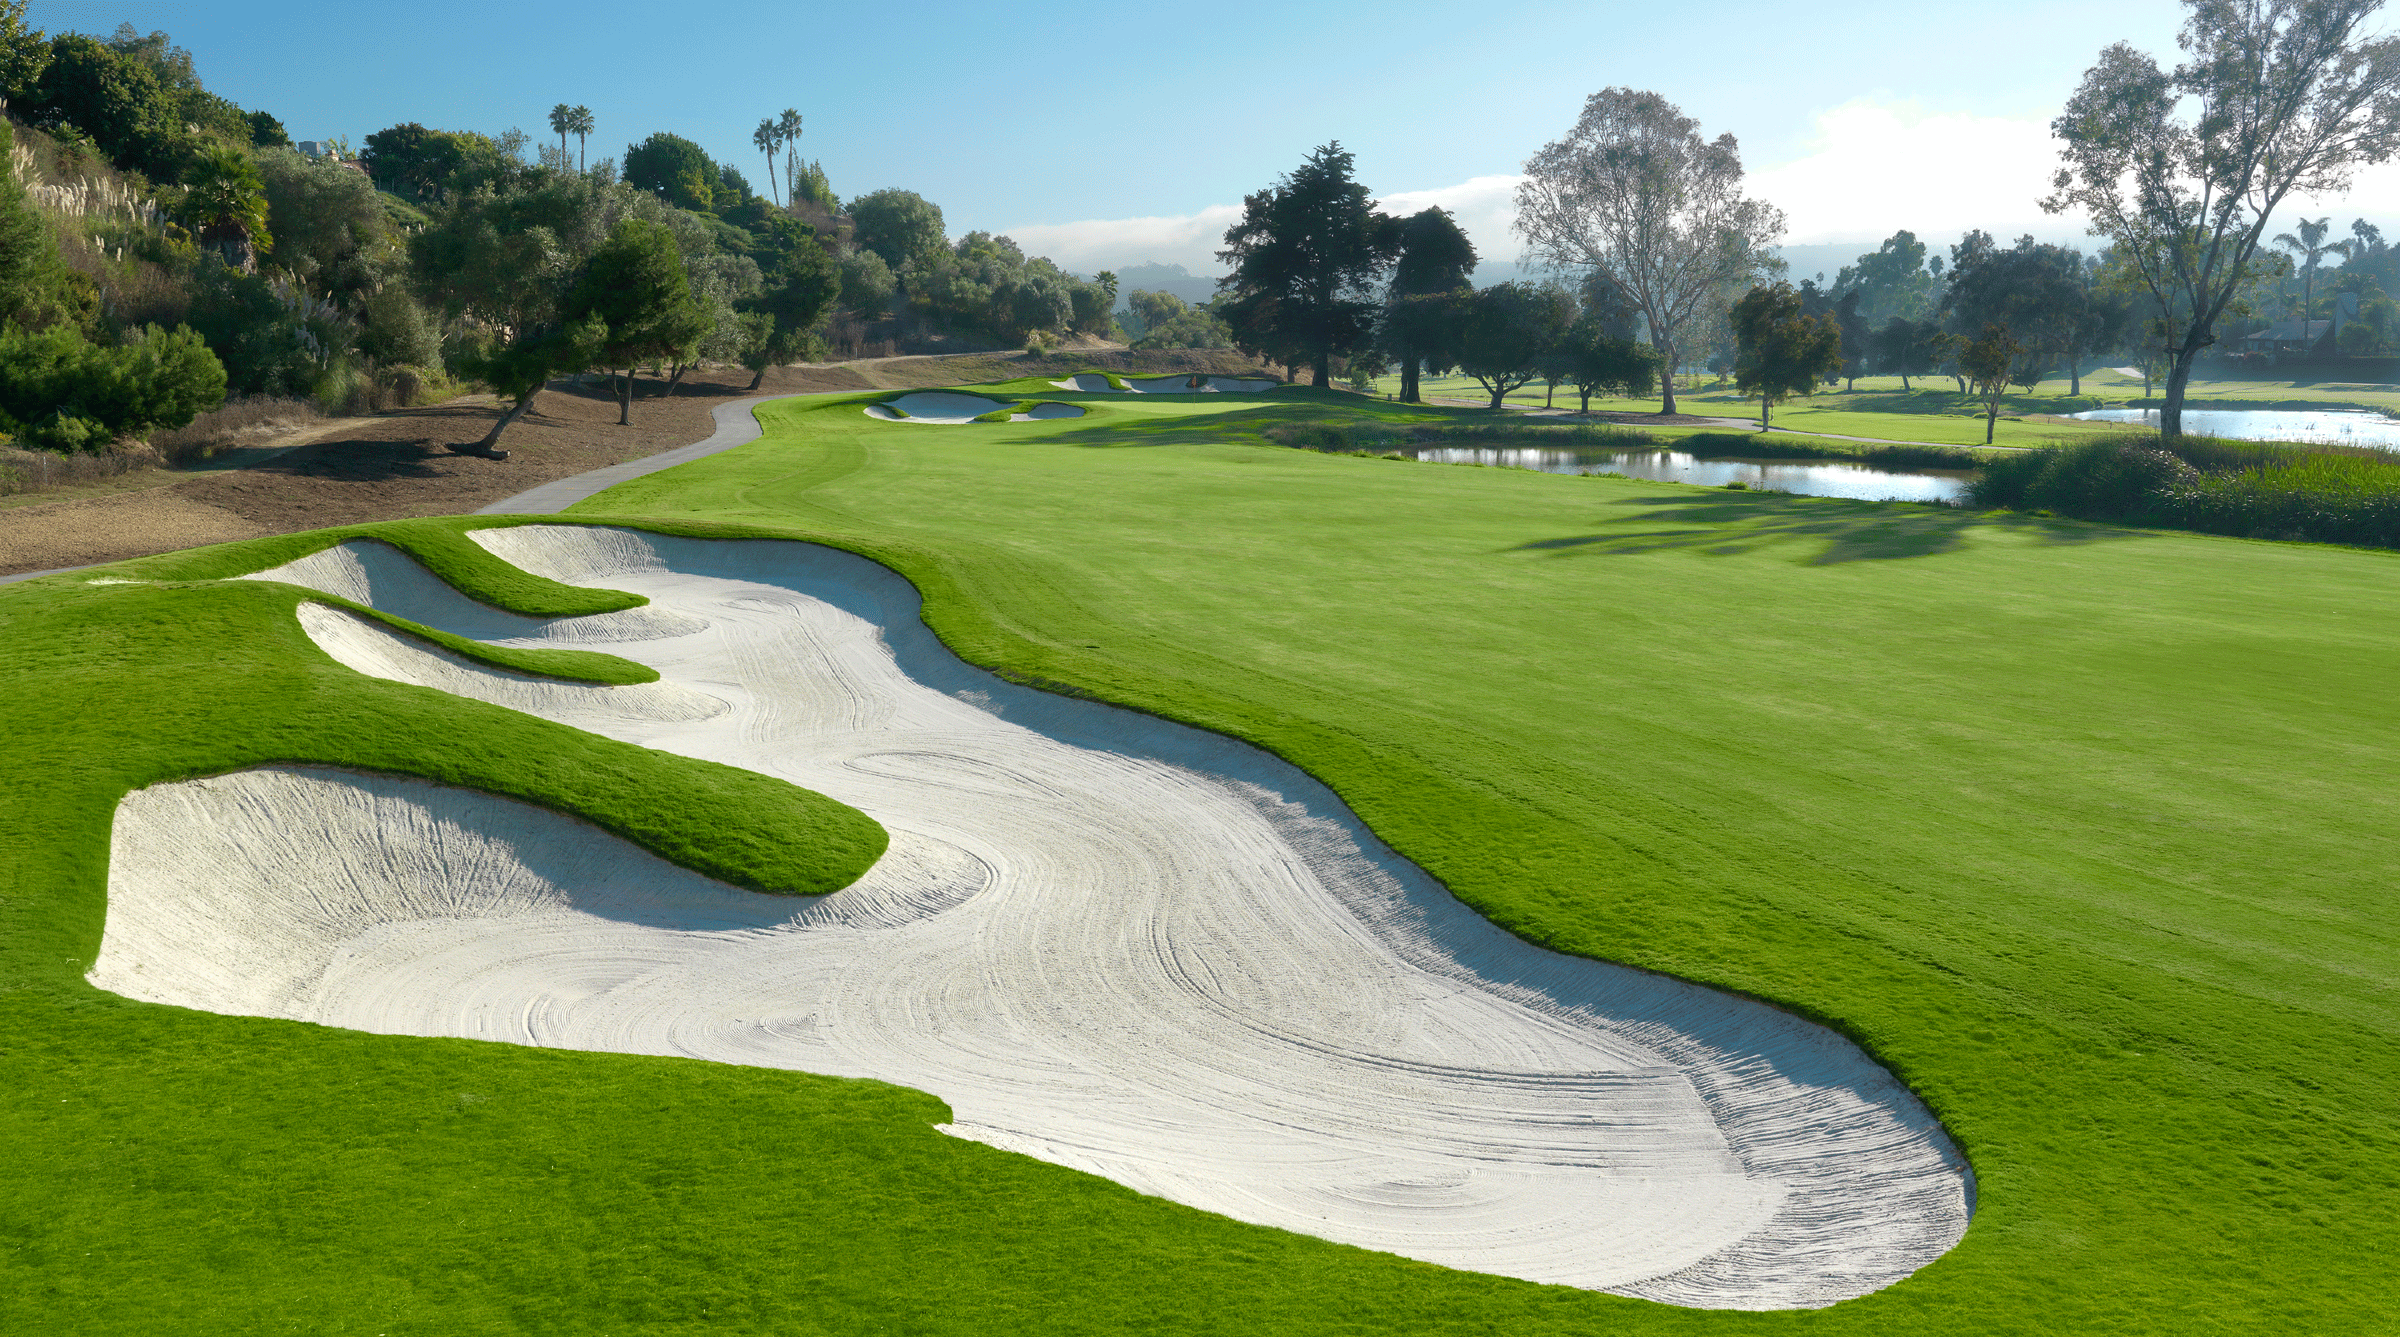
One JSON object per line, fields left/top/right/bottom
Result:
{"left": 2067, "top": 406, "right": 2400, "bottom": 447}
{"left": 1399, "top": 446, "right": 1974, "bottom": 504}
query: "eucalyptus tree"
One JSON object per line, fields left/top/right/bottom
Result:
{"left": 2046, "top": 0, "right": 2400, "bottom": 437}
{"left": 1216, "top": 142, "right": 1396, "bottom": 388}
{"left": 1515, "top": 87, "right": 1785, "bottom": 414}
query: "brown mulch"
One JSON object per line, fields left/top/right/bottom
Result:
{"left": 3, "top": 350, "right": 1278, "bottom": 576}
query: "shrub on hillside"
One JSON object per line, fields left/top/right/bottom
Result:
{"left": 0, "top": 321, "right": 225, "bottom": 449}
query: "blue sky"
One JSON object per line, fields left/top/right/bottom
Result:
{"left": 45, "top": 0, "right": 2393, "bottom": 278}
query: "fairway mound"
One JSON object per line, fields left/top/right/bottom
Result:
{"left": 91, "top": 525, "right": 1972, "bottom": 1310}
{"left": 865, "top": 393, "right": 1085, "bottom": 423}
{"left": 1052, "top": 373, "right": 1279, "bottom": 394}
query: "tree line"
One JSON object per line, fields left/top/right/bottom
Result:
{"left": 1214, "top": 0, "right": 2400, "bottom": 445}
{"left": 0, "top": 6, "right": 1138, "bottom": 457}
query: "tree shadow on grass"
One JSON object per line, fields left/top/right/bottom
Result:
{"left": 1518, "top": 491, "right": 2158, "bottom": 565}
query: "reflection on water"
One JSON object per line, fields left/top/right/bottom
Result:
{"left": 1400, "top": 446, "right": 1972, "bottom": 503}
{"left": 2068, "top": 406, "right": 2400, "bottom": 446}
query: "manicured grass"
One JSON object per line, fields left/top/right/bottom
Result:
{"left": 5, "top": 385, "right": 2395, "bottom": 1333}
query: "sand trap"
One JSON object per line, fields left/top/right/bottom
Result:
{"left": 1051, "top": 374, "right": 1279, "bottom": 394}
{"left": 864, "top": 393, "right": 1085, "bottom": 424}
{"left": 93, "top": 526, "right": 1971, "bottom": 1309}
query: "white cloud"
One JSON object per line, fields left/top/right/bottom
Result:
{"left": 999, "top": 204, "right": 1245, "bottom": 278}
{"left": 1001, "top": 99, "right": 2400, "bottom": 282}
{"left": 1746, "top": 100, "right": 2087, "bottom": 249}
{"left": 1374, "top": 174, "right": 1526, "bottom": 270}
{"left": 1000, "top": 174, "right": 1529, "bottom": 279}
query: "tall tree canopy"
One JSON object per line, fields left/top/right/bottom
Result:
{"left": 2046, "top": 0, "right": 2400, "bottom": 437}
{"left": 1515, "top": 87, "right": 1785, "bottom": 414}
{"left": 567, "top": 217, "right": 707, "bottom": 425}
{"left": 849, "top": 189, "right": 947, "bottom": 275}
{"left": 1216, "top": 142, "right": 1396, "bottom": 388}
{"left": 624, "top": 132, "right": 717, "bottom": 212}
{"left": 1731, "top": 281, "right": 1842, "bottom": 429}
{"left": 1453, "top": 281, "right": 1576, "bottom": 408}
{"left": 738, "top": 214, "right": 839, "bottom": 388}
{"left": 1383, "top": 206, "right": 1477, "bottom": 402}
{"left": 1834, "top": 230, "right": 1936, "bottom": 325}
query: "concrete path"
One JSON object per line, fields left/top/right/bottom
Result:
{"left": 477, "top": 393, "right": 809, "bottom": 515}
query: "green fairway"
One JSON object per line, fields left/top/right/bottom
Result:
{"left": 5, "top": 383, "right": 2395, "bottom": 1333}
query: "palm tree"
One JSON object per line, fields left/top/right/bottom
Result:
{"left": 2275, "top": 216, "right": 2341, "bottom": 336}
{"left": 568, "top": 105, "right": 595, "bottom": 172}
{"left": 548, "top": 103, "right": 574, "bottom": 165}
{"left": 183, "top": 144, "right": 272, "bottom": 273}
{"left": 753, "top": 117, "right": 782, "bottom": 206}
{"left": 776, "top": 108, "right": 803, "bottom": 207}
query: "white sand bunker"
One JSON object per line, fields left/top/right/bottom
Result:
{"left": 94, "top": 526, "right": 1971, "bottom": 1309}
{"left": 864, "top": 392, "right": 1085, "bottom": 424}
{"left": 1052, "top": 373, "right": 1279, "bottom": 393}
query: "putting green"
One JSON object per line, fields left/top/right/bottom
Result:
{"left": 3, "top": 384, "right": 2393, "bottom": 1334}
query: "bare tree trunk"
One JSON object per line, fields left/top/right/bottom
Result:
{"left": 2161, "top": 351, "right": 2200, "bottom": 440}
{"left": 666, "top": 362, "right": 689, "bottom": 397}
{"left": 460, "top": 389, "right": 534, "bottom": 458}
{"left": 1760, "top": 396, "right": 1770, "bottom": 430}
{"left": 1400, "top": 354, "right": 1421, "bottom": 403}
{"left": 2069, "top": 357, "right": 2083, "bottom": 396}
{"left": 1313, "top": 352, "right": 1331, "bottom": 388}
{"left": 1658, "top": 340, "right": 1679, "bottom": 414}
{"left": 1544, "top": 381, "right": 1555, "bottom": 407}
{"left": 1985, "top": 407, "right": 1997, "bottom": 445}
{"left": 747, "top": 363, "right": 767, "bottom": 391}
{"left": 617, "top": 369, "right": 632, "bottom": 426}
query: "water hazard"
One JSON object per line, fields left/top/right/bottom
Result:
{"left": 1401, "top": 446, "right": 1973, "bottom": 503}
{"left": 2068, "top": 406, "right": 2400, "bottom": 447}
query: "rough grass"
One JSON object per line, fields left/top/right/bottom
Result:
{"left": 147, "top": 395, "right": 323, "bottom": 464}
{"left": 5, "top": 390, "right": 2396, "bottom": 1334}
{"left": 1972, "top": 433, "right": 2400, "bottom": 549}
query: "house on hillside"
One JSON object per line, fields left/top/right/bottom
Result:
{"left": 2238, "top": 291, "right": 2360, "bottom": 356}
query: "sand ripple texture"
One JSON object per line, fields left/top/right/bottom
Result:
{"left": 93, "top": 527, "right": 1971, "bottom": 1309}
